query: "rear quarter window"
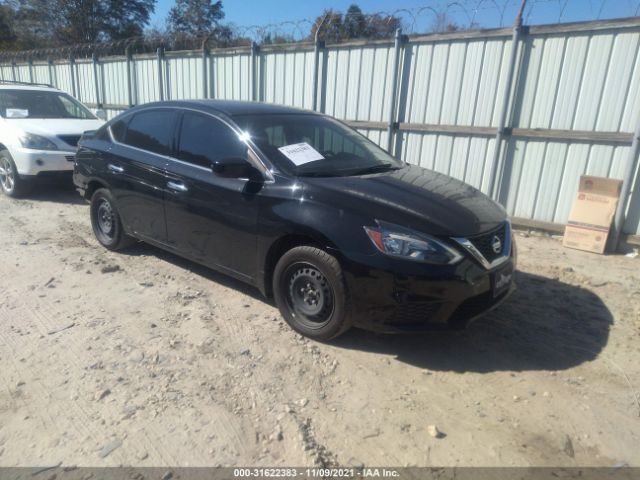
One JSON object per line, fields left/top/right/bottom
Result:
{"left": 109, "top": 118, "right": 129, "bottom": 142}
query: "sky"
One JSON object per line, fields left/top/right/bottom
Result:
{"left": 148, "top": 0, "right": 640, "bottom": 35}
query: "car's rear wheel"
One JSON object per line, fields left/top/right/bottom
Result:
{"left": 273, "top": 246, "right": 352, "bottom": 340}
{"left": 0, "top": 150, "right": 30, "bottom": 197}
{"left": 90, "top": 188, "right": 135, "bottom": 251}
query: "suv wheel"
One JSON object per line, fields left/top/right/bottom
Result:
{"left": 273, "top": 246, "right": 352, "bottom": 340}
{"left": 0, "top": 150, "right": 30, "bottom": 197}
{"left": 90, "top": 188, "right": 135, "bottom": 250}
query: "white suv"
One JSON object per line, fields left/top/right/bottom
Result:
{"left": 0, "top": 82, "right": 105, "bottom": 197}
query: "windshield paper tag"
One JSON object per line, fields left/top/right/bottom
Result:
{"left": 5, "top": 108, "right": 29, "bottom": 118}
{"left": 278, "top": 142, "right": 324, "bottom": 166}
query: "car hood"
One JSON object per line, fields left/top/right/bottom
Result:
{"left": 301, "top": 164, "right": 507, "bottom": 237}
{"left": 5, "top": 118, "right": 104, "bottom": 136}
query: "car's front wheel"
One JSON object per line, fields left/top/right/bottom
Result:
{"left": 0, "top": 150, "right": 30, "bottom": 197}
{"left": 90, "top": 188, "right": 135, "bottom": 251}
{"left": 273, "top": 246, "right": 352, "bottom": 341}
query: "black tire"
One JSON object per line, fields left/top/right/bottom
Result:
{"left": 273, "top": 246, "right": 352, "bottom": 340}
{"left": 0, "top": 150, "right": 31, "bottom": 197}
{"left": 90, "top": 188, "right": 135, "bottom": 251}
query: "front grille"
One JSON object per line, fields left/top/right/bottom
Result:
{"left": 387, "top": 302, "right": 440, "bottom": 327}
{"left": 58, "top": 135, "right": 81, "bottom": 147}
{"left": 467, "top": 223, "right": 507, "bottom": 263}
{"left": 65, "top": 155, "right": 75, "bottom": 162}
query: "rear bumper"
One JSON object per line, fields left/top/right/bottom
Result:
{"left": 11, "top": 147, "right": 76, "bottom": 176}
{"left": 340, "top": 249, "right": 517, "bottom": 333}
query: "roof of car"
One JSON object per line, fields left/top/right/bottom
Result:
{"left": 0, "top": 83, "right": 60, "bottom": 92}
{"left": 136, "top": 99, "right": 317, "bottom": 117}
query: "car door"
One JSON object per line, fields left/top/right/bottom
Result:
{"left": 106, "top": 109, "right": 177, "bottom": 244}
{"left": 164, "top": 111, "right": 260, "bottom": 281}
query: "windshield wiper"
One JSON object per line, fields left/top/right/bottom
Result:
{"left": 297, "top": 171, "right": 344, "bottom": 177}
{"left": 345, "top": 163, "right": 400, "bottom": 176}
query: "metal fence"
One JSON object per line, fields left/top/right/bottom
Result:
{"left": 1, "top": 16, "right": 639, "bottom": 242}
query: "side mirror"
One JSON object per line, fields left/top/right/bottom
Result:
{"left": 212, "top": 156, "right": 260, "bottom": 180}
{"left": 94, "top": 109, "right": 107, "bottom": 121}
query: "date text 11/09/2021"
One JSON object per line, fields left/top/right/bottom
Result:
{"left": 233, "top": 468, "right": 401, "bottom": 478}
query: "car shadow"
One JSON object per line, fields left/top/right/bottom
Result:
{"left": 23, "top": 181, "right": 85, "bottom": 205}
{"left": 121, "top": 241, "right": 274, "bottom": 305}
{"left": 116, "top": 242, "right": 612, "bottom": 373}
{"left": 330, "top": 270, "right": 612, "bottom": 373}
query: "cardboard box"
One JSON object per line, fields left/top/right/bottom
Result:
{"left": 563, "top": 176, "right": 623, "bottom": 254}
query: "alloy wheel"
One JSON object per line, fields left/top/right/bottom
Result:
{"left": 0, "top": 156, "right": 15, "bottom": 193}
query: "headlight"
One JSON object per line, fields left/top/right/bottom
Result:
{"left": 364, "top": 221, "right": 463, "bottom": 265}
{"left": 19, "top": 133, "right": 58, "bottom": 151}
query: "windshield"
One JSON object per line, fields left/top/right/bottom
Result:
{"left": 0, "top": 89, "right": 96, "bottom": 120}
{"left": 233, "top": 113, "right": 404, "bottom": 177}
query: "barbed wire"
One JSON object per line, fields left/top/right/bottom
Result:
{"left": 1, "top": 0, "right": 639, "bottom": 62}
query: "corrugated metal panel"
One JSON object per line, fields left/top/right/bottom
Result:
{"left": 0, "top": 64, "right": 11, "bottom": 80}
{"left": 133, "top": 57, "right": 160, "bottom": 103}
{"left": 501, "top": 139, "right": 634, "bottom": 224}
{"left": 398, "top": 131, "right": 496, "bottom": 193}
{"left": 101, "top": 60, "right": 129, "bottom": 105}
{"left": 52, "top": 62, "right": 73, "bottom": 93}
{"left": 324, "top": 45, "right": 395, "bottom": 122}
{"left": 166, "top": 56, "right": 202, "bottom": 100}
{"left": 32, "top": 64, "right": 50, "bottom": 84}
{"left": 513, "top": 30, "right": 640, "bottom": 132}
{"left": 75, "top": 61, "right": 96, "bottom": 103}
{"left": 402, "top": 37, "right": 511, "bottom": 127}
{"left": 212, "top": 54, "right": 251, "bottom": 100}
{"left": 261, "top": 50, "right": 314, "bottom": 109}
{"left": 504, "top": 27, "right": 640, "bottom": 234}
{"left": 15, "top": 64, "right": 29, "bottom": 82}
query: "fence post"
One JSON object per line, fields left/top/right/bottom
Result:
{"left": 69, "top": 55, "right": 77, "bottom": 98}
{"left": 92, "top": 53, "right": 102, "bottom": 108}
{"left": 157, "top": 46, "right": 164, "bottom": 101}
{"left": 202, "top": 39, "right": 209, "bottom": 99}
{"left": 386, "top": 28, "right": 405, "bottom": 154}
{"left": 250, "top": 41, "right": 259, "bottom": 102}
{"left": 11, "top": 61, "right": 16, "bottom": 81}
{"left": 611, "top": 118, "right": 640, "bottom": 250}
{"left": 125, "top": 45, "right": 134, "bottom": 107}
{"left": 487, "top": 0, "right": 527, "bottom": 201}
{"left": 47, "top": 58, "right": 54, "bottom": 87}
{"left": 27, "top": 57, "right": 33, "bottom": 84}
{"left": 210, "top": 50, "right": 216, "bottom": 99}
{"left": 312, "top": 38, "right": 325, "bottom": 111}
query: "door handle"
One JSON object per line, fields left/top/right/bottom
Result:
{"left": 108, "top": 164, "right": 124, "bottom": 174}
{"left": 167, "top": 181, "right": 189, "bottom": 192}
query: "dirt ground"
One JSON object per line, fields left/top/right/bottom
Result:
{"left": 0, "top": 183, "right": 639, "bottom": 468}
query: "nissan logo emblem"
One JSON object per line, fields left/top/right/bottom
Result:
{"left": 491, "top": 236, "right": 502, "bottom": 254}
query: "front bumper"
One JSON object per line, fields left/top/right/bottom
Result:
{"left": 340, "top": 248, "right": 517, "bottom": 333}
{"left": 11, "top": 147, "right": 76, "bottom": 177}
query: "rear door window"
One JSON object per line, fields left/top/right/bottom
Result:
{"left": 124, "top": 110, "right": 177, "bottom": 156}
{"left": 176, "top": 112, "right": 247, "bottom": 168}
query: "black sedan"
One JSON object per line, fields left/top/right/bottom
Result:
{"left": 73, "top": 100, "right": 516, "bottom": 340}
